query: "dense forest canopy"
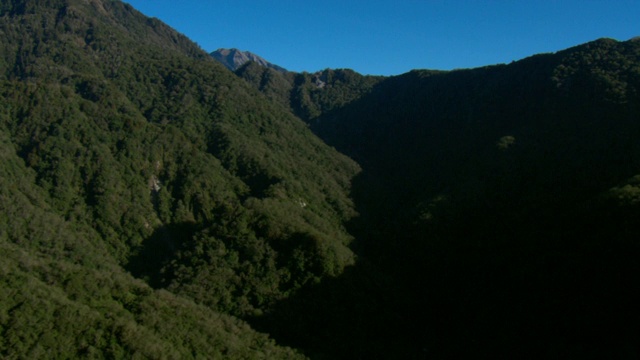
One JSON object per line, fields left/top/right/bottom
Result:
{"left": 1, "top": 0, "right": 639, "bottom": 358}
{"left": 0, "top": 0, "right": 355, "bottom": 357}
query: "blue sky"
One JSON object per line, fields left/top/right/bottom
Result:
{"left": 123, "top": 1, "right": 639, "bottom": 75}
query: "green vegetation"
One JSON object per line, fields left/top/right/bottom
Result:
{"left": 233, "top": 63, "right": 383, "bottom": 123}
{"left": 2, "top": 0, "right": 640, "bottom": 358}
{"left": 0, "top": 0, "right": 358, "bottom": 357}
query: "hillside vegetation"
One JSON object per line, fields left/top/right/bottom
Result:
{"left": 0, "top": 0, "right": 359, "bottom": 357}
{"left": 2, "top": 0, "right": 640, "bottom": 358}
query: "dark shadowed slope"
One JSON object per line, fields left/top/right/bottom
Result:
{"left": 257, "top": 38, "right": 640, "bottom": 358}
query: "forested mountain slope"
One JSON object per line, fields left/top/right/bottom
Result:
{"left": 261, "top": 38, "right": 640, "bottom": 358}
{"left": 0, "top": 0, "right": 359, "bottom": 357}
{"left": 233, "top": 62, "right": 383, "bottom": 121}
{"left": 2, "top": 0, "right": 640, "bottom": 358}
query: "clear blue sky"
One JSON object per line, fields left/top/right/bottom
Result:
{"left": 123, "top": 0, "right": 639, "bottom": 75}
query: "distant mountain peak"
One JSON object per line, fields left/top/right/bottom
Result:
{"left": 210, "top": 48, "right": 287, "bottom": 72}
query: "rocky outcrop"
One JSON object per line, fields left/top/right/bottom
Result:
{"left": 210, "top": 48, "right": 287, "bottom": 72}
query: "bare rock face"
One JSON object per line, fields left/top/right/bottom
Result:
{"left": 210, "top": 48, "right": 287, "bottom": 72}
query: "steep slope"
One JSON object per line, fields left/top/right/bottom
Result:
{"left": 233, "top": 61, "right": 296, "bottom": 109}
{"left": 211, "top": 48, "right": 287, "bottom": 72}
{"left": 0, "top": 0, "right": 359, "bottom": 357}
{"left": 0, "top": 119, "right": 304, "bottom": 359}
{"left": 314, "top": 38, "right": 640, "bottom": 249}
{"left": 261, "top": 38, "right": 640, "bottom": 358}
{"left": 233, "top": 62, "right": 383, "bottom": 121}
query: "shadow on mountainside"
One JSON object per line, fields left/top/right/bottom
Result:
{"left": 248, "top": 43, "right": 640, "bottom": 358}
{"left": 126, "top": 222, "right": 200, "bottom": 288}
{"left": 249, "top": 168, "right": 640, "bottom": 359}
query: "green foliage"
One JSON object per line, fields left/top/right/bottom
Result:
{"left": 3, "top": 0, "right": 640, "bottom": 358}
{"left": 0, "top": 242, "right": 305, "bottom": 359}
{"left": 234, "top": 65, "right": 384, "bottom": 123}
{"left": 605, "top": 174, "right": 640, "bottom": 205}
{"left": 292, "top": 69, "right": 383, "bottom": 122}
{"left": 235, "top": 62, "right": 296, "bottom": 109}
{"left": 496, "top": 135, "right": 515, "bottom": 150}
{"left": 0, "top": 0, "right": 360, "bottom": 357}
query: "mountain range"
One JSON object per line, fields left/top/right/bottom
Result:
{"left": 1, "top": 0, "right": 639, "bottom": 358}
